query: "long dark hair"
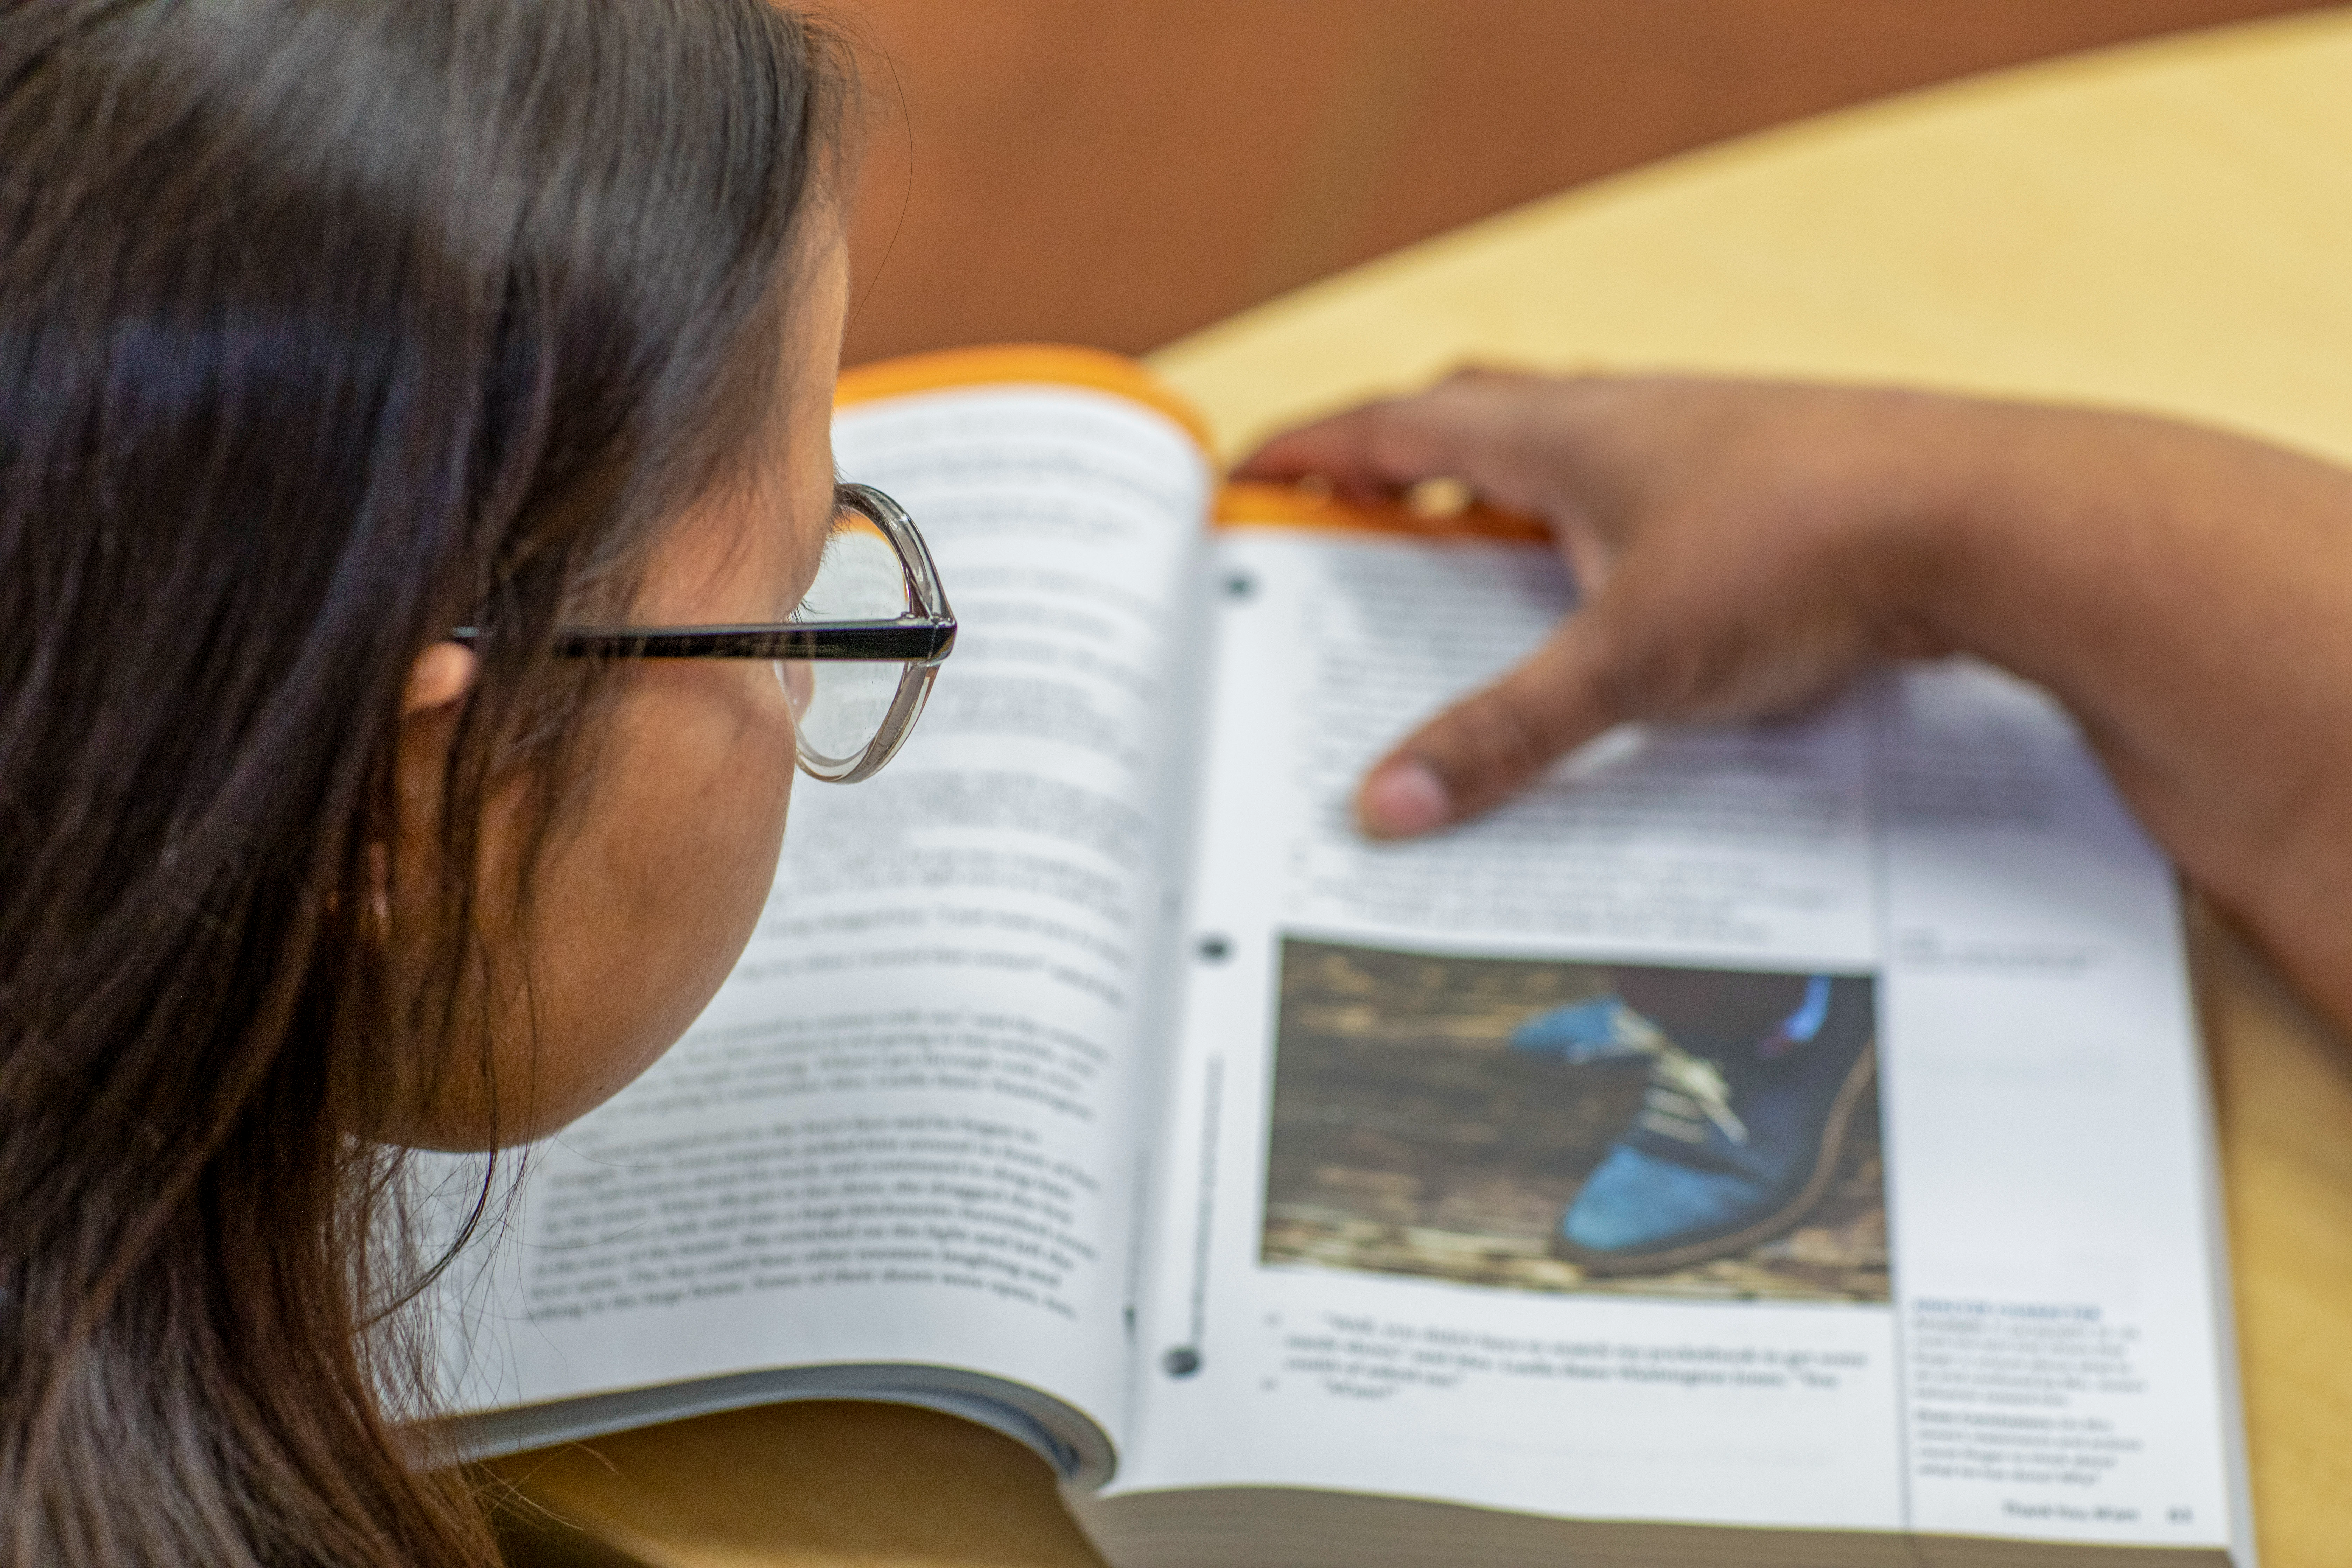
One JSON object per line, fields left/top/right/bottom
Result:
{"left": 0, "top": 2, "right": 849, "bottom": 1562}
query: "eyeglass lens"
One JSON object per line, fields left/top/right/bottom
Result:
{"left": 780, "top": 503, "right": 918, "bottom": 770}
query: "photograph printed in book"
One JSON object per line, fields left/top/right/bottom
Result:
{"left": 1262, "top": 937, "right": 1890, "bottom": 1302}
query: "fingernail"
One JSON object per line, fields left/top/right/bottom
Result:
{"left": 1360, "top": 759, "right": 1451, "bottom": 837}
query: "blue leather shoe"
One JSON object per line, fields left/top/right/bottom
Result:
{"left": 1552, "top": 976, "right": 1875, "bottom": 1274}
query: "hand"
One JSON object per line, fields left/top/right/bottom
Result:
{"left": 1235, "top": 370, "right": 1972, "bottom": 836}
{"left": 1237, "top": 369, "right": 2352, "bottom": 1034}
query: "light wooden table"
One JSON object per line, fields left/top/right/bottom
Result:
{"left": 497, "top": 12, "right": 2352, "bottom": 1564}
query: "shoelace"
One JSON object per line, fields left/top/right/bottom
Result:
{"left": 1610, "top": 1007, "right": 1751, "bottom": 1147}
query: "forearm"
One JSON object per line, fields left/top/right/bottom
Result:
{"left": 1915, "top": 401, "right": 2352, "bottom": 1024}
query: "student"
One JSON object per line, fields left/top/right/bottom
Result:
{"left": 6, "top": 8, "right": 2344, "bottom": 1568}
{"left": 1239, "top": 372, "right": 2352, "bottom": 1264}
{"left": 0, "top": 2, "right": 884, "bottom": 1563}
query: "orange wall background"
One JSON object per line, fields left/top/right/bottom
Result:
{"left": 831, "top": 0, "right": 2339, "bottom": 366}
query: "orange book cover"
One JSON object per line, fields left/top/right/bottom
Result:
{"left": 837, "top": 343, "right": 1548, "bottom": 545}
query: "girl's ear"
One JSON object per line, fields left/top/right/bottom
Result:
{"left": 388, "top": 641, "right": 484, "bottom": 930}
{"left": 402, "top": 641, "right": 481, "bottom": 713}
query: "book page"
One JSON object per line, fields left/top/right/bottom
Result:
{"left": 440, "top": 360, "right": 1213, "bottom": 1470}
{"left": 1105, "top": 527, "right": 2237, "bottom": 1555}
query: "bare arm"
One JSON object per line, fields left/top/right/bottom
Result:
{"left": 1236, "top": 371, "right": 2352, "bottom": 1030}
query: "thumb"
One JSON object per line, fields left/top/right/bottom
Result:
{"left": 1356, "top": 615, "right": 1626, "bottom": 838}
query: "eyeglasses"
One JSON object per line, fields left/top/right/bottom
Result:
{"left": 454, "top": 483, "right": 955, "bottom": 784}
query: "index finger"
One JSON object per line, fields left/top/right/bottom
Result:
{"left": 1232, "top": 370, "right": 1584, "bottom": 516}
{"left": 1232, "top": 397, "right": 1441, "bottom": 502}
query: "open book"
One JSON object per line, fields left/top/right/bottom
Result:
{"left": 440, "top": 347, "right": 2252, "bottom": 1567}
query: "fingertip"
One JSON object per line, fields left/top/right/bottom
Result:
{"left": 1358, "top": 756, "right": 1453, "bottom": 839}
{"left": 1228, "top": 444, "right": 1286, "bottom": 481}
{"left": 1233, "top": 423, "right": 1342, "bottom": 482}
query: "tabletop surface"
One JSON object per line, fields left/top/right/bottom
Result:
{"left": 497, "top": 12, "right": 2352, "bottom": 1564}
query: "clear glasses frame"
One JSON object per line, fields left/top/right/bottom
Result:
{"left": 454, "top": 483, "right": 955, "bottom": 784}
